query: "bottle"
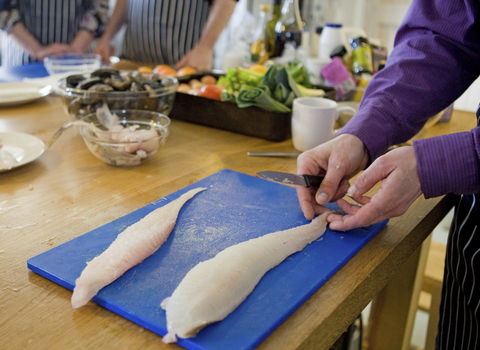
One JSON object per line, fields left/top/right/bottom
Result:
{"left": 271, "top": 0, "right": 303, "bottom": 58}
{"left": 266, "top": 0, "right": 282, "bottom": 57}
{"left": 350, "top": 36, "right": 373, "bottom": 75}
{"left": 251, "top": 5, "right": 271, "bottom": 64}
{"left": 318, "top": 23, "right": 344, "bottom": 62}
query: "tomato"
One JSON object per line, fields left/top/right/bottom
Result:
{"left": 199, "top": 84, "right": 222, "bottom": 100}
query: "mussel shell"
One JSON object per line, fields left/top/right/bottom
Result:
{"left": 87, "top": 84, "right": 115, "bottom": 92}
{"left": 90, "top": 68, "right": 121, "bottom": 80}
{"left": 109, "top": 75, "right": 132, "bottom": 91}
{"left": 66, "top": 74, "right": 87, "bottom": 88}
{"left": 76, "top": 77, "right": 103, "bottom": 90}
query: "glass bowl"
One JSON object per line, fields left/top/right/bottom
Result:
{"left": 44, "top": 54, "right": 102, "bottom": 75}
{"left": 78, "top": 109, "right": 171, "bottom": 167}
{"left": 56, "top": 68, "right": 178, "bottom": 120}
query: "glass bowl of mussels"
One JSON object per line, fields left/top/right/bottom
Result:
{"left": 56, "top": 68, "right": 178, "bottom": 121}
{"left": 78, "top": 107, "right": 171, "bottom": 167}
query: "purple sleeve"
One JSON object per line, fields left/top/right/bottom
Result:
{"left": 340, "top": 0, "right": 480, "bottom": 197}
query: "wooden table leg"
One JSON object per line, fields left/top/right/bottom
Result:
{"left": 366, "top": 235, "right": 432, "bottom": 350}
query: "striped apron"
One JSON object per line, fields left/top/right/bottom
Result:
{"left": 435, "top": 112, "right": 480, "bottom": 349}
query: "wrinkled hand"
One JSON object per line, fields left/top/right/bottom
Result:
{"left": 94, "top": 39, "right": 115, "bottom": 63}
{"left": 37, "top": 43, "right": 71, "bottom": 60}
{"left": 328, "top": 146, "right": 423, "bottom": 231}
{"left": 296, "top": 134, "right": 369, "bottom": 221}
{"left": 174, "top": 45, "right": 213, "bottom": 71}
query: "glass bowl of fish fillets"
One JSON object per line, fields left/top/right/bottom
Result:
{"left": 56, "top": 68, "right": 178, "bottom": 121}
{"left": 78, "top": 107, "right": 171, "bottom": 167}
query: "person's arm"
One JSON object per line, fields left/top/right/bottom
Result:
{"left": 6, "top": 21, "right": 43, "bottom": 57}
{"left": 340, "top": 0, "right": 480, "bottom": 197}
{"left": 342, "top": 0, "right": 480, "bottom": 161}
{"left": 297, "top": 0, "right": 480, "bottom": 229}
{"left": 69, "top": 29, "right": 96, "bottom": 54}
{"left": 94, "top": 0, "right": 128, "bottom": 62}
{"left": 68, "top": 0, "right": 109, "bottom": 55}
{"left": 7, "top": 21, "right": 72, "bottom": 59}
{"left": 175, "top": 0, "right": 237, "bottom": 70}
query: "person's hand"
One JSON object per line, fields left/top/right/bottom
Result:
{"left": 327, "top": 146, "right": 423, "bottom": 231}
{"left": 94, "top": 38, "right": 115, "bottom": 63}
{"left": 296, "top": 134, "right": 369, "bottom": 221}
{"left": 36, "top": 43, "right": 71, "bottom": 60}
{"left": 174, "top": 45, "right": 213, "bottom": 71}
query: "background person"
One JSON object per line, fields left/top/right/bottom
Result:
{"left": 94, "top": 0, "right": 237, "bottom": 71}
{"left": 0, "top": 0, "right": 109, "bottom": 66}
{"left": 296, "top": 1, "right": 480, "bottom": 349}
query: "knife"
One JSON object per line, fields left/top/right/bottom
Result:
{"left": 256, "top": 171, "right": 324, "bottom": 188}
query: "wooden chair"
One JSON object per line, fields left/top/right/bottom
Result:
{"left": 417, "top": 240, "right": 446, "bottom": 350}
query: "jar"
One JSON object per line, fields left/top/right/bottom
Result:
{"left": 350, "top": 36, "right": 373, "bottom": 75}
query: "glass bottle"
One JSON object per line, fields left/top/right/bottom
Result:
{"left": 250, "top": 5, "right": 271, "bottom": 64}
{"left": 266, "top": 0, "right": 282, "bottom": 57}
{"left": 272, "top": 0, "right": 303, "bottom": 58}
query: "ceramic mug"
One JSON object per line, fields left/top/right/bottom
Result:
{"left": 291, "top": 97, "right": 356, "bottom": 152}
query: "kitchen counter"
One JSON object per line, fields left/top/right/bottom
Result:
{"left": 0, "top": 88, "right": 476, "bottom": 349}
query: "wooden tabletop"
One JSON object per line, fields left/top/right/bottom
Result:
{"left": 0, "top": 94, "right": 476, "bottom": 350}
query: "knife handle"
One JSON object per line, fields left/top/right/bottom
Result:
{"left": 303, "top": 175, "right": 323, "bottom": 188}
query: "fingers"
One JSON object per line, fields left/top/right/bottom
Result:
{"left": 296, "top": 185, "right": 331, "bottom": 221}
{"left": 328, "top": 149, "right": 423, "bottom": 231}
{"left": 328, "top": 199, "right": 388, "bottom": 231}
{"left": 296, "top": 186, "right": 315, "bottom": 221}
{"left": 296, "top": 134, "right": 369, "bottom": 220}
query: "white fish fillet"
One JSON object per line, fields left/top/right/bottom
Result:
{"left": 161, "top": 211, "right": 332, "bottom": 343}
{"left": 71, "top": 187, "right": 206, "bottom": 309}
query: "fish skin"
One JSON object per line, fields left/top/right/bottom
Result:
{"left": 71, "top": 187, "right": 207, "bottom": 309}
{"left": 161, "top": 211, "right": 332, "bottom": 343}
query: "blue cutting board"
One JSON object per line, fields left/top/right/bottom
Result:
{"left": 27, "top": 169, "right": 387, "bottom": 350}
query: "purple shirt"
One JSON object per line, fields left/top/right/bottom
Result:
{"left": 340, "top": 0, "right": 480, "bottom": 198}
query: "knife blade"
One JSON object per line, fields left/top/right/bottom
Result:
{"left": 256, "top": 171, "right": 324, "bottom": 188}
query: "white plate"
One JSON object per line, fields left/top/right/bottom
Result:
{"left": 0, "top": 82, "right": 52, "bottom": 107}
{"left": 0, "top": 132, "right": 45, "bottom": 172}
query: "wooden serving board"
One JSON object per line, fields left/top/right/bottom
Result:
{"left": 27, "top": 169, "right": 387, "bottom": 350}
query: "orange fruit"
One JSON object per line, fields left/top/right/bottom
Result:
{"left": 138, "top": 66, "right": 153, "bottom": 74}
{"left": 153, "top": 64, "right": 177, "bottom": 77}
{"left": 176, "top": 66, "right": 197, "bottom": 77}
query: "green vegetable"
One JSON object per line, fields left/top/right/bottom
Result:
{"left": 218, "top": 64, "right": 324, "bottom": 112}
{"left": 297, "top": 83, "right": 325, "bottom": 97}
{"left": 236, "top": 88, "right": 291, "bottom": 112}
{"left": 218, "top": 67, "right": 263, "bottom": 96}
{"left": 287, "top": 62, "right": 313, "bottom": 88}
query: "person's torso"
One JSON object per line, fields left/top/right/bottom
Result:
{"left": 122, "top": 0, "right": 211, "bottom": 65}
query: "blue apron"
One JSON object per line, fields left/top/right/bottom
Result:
{"left": 435, "top": 111, "right": 480, "bottom": 349}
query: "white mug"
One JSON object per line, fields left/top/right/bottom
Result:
{"left": 291, "top": 97, "right": 356, "bottom": 152}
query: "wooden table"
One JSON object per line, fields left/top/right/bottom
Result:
{"left": 0, "top": 94, "right": 476, "bottom": 350}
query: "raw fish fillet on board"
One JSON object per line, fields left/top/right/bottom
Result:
{"left": 71, "top": 187, "right": 207, "bottom": 309}
{"left": 161, "top": 211, "right": 332, "bottom": 343}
